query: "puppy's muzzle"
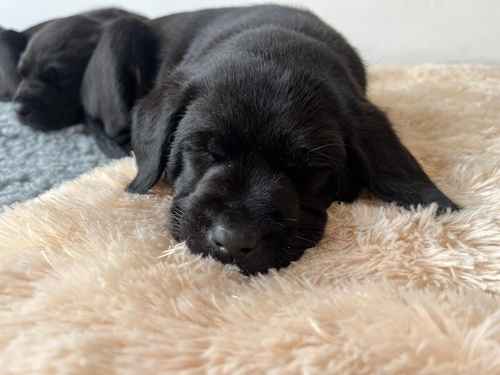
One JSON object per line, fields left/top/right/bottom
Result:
{"left": 13, "top": 95, "right": 41, "bottom": 121}
{"left": 13, "top": 81, "right": 47, "bottom": 122}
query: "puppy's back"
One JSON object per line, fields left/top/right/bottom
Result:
{"left": 153, "top": 5, "right": 366, "bottom": 92}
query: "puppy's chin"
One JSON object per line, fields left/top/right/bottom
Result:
{"left": 16, "top": 103, "right": 80, "bottom": 131}
{"left": 185, "top": 236, "right": 300, "bottom": 276}
{"left": 18, "top": 115, "right": 70, "bottom": 131}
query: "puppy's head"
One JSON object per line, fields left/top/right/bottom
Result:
{"left": 128, "top": 63, "right": 360, "bottom": 275}
{"left": 14, "top": 16, "right": 101, "bottom": 130}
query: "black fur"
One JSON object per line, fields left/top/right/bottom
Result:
{"left": 125, "top": 5, "right": 459, "bottom": 275}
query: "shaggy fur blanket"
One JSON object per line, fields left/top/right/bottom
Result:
{"left": 1, "top": 65, "right": 500, "bottom": 374}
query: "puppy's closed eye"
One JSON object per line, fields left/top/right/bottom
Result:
{"left": 207, "top": 141, "right": 227, "bottom": 163}
{"left": 41, "top": 67, "right": 74, "bottom": 88}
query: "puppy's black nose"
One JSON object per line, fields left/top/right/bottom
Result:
{"left": 209, "top": 224, "right": 258, "bottom": 257}
{"left": 15, "top": 103, "right": 31, "bottom": 118}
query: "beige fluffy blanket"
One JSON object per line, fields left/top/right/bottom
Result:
{"left": 1, "top": 65, "right": 500, "bottom": 374}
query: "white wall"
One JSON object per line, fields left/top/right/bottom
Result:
{"left": 1, "top": 0, "right": 499, "bottom": 64}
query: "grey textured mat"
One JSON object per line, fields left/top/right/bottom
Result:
{"left": 0, "top": 102, "right": 110, "bottom": 208}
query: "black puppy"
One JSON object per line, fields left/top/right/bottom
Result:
{"left": 111, "top": 5, "right": 457, "bottom": 275}
{"left": 2, "top": 8, "right": 144, "bottom": 131}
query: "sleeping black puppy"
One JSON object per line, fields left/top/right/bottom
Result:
{"left": 3, "top": 8, "right": 144, "bottom": 132}
{"left": 113, "top": 5, "right": 458, "bottom": 275}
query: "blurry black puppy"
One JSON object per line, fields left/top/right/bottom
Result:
{"left": 90, "top": 5, "right": 460, "bottom": 274}
{"left": 1, "top": 8, "right": 145, "bottom": 135}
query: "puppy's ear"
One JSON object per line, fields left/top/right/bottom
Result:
{"left": 82, "top": 17, "right": 159, "bottom": 140}
{"left": 0, "top": 29, "right": 28, "bottom": 99}
{"left": 343, "top": 98, "right": 459, "bottom": 213}
{"left": 127, "top": 74, "right": 196, "bottom": 194}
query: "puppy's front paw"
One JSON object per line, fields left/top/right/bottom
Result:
{"left": 422, "top": 186, "right": 460, "bottom": 215}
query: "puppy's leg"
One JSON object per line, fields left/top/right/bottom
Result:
{"left": 346, "top": 99, "right": 459, "bottom": 213}
{"left": 82, "top": 16, "right": 159, "bottom": 154}
{"left": 0, "top": 29, "right": 27, "bottom": 101}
